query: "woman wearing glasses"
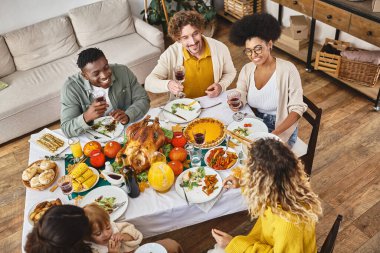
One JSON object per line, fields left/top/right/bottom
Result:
{"left": 228, "top": 13, "right": 307, "bottom": 146}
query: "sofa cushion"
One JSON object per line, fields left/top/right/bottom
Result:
{"left": 69, "top": 0, "right": 135, "bottom": 47}
{"left": 0, "top": 54, "right": 78, "bottom": 121}
{"left": 4, "top": 16, "right": 79, "bottom": 71}
{"left": 0, "top": 36, "right": 16, "bottom": 78}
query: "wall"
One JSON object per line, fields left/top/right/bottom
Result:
{"left": 215, "top": 0, "right": 379, "bottom": 50}
{"left": 0, "top": 0, "right": 146, "bottom": 34}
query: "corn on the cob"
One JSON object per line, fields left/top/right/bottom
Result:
{"left": 81, "top": 169, "right": 94, "bottom": 180}
{"left": 70, "top": 163, "right": 88, "bottom": 179}
{"left": 82, "top": 174, "right": 97, "bottom": 189}
{"left": 76, "top": 176, "right": 86, "bottom": 183}
{"left": 72, "top": 180, "right": 82, "bottom": 192}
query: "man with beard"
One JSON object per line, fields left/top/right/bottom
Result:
{"left": 145, "top": 11, "right": 236, "bottom": 99}
{"left": 61, "top": 48, "right": 150, "bottom": 137}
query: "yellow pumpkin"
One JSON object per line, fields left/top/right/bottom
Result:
{"left": 148, "top": 161, "right": 175, "bottom": 193}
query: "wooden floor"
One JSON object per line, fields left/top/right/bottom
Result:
{"left": 1, "top": 17, "right": 379, "bottom": 253}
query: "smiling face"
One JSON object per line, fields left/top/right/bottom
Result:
{"left": 81, "top": 56, "right": 112, "bottom": 89}
{"left": 90, "top": 222, "right": 113, "bottom": 245}
{"left": 179, "top": 24, "right": 204, "bottom": 57}
{"left": 245, "top": 37, "right": 273, "bottom": 66}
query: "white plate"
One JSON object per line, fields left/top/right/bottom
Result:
{"left": 242, "top": 132, "right": 282, "bottom": 156}
{"left": 29, "top": 128, "right": 69, "bottom": 155}
{"left": 204, "top": 146, "right": 238, "bottom": 171}
{"left": 27, "top": 198, "right": 64, "bottom": 225}
{"left": 80, "top": 185, "right": 129, "bottom": 221}
{"left": 227, "top": 118, "right": 268, "bottom": 144}
{"left": 74, "top": 167, "right": 100, "bottom": 193}
{"left": 175, "top": 167, "right": 223, "bottom": 204}
{"left": 162, "top": 98, "right": 201, "bottom": 123}
{"left": 135, "top": 243, "right": 167, "bottom": 253}
{"left": 86, "top": 116, "right": 124, "bottom": 143}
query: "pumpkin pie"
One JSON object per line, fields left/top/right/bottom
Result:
{"left": 184, "top": 118, "right": 226, "bottom": 148}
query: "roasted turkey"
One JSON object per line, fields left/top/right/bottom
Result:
{"left": 115, "top": 116, "right": 166, "bottom": 173}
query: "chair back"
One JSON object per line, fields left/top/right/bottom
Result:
{"left": 300, "top": 96, "right": 322, "bottom": 176}
{"left": 319, "top": 215, "right": 343, "bottom": 253}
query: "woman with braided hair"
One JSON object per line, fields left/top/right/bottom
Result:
{"left": 25, "top": 205, "right": 92, "bottom": 253}
{"left": 209, "top": 138, "right": 322, "bottom": 252}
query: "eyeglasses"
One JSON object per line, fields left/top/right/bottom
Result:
{"left": 243, "top": 45, "right": 263, "bottom": 56}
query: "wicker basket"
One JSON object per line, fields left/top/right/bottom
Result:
{"left": 224, "top": 0, "right": 262, "bottom": 20}
{"left": 314, "top": 39, "right": 351, "bottom": 77}
{"left": 339, "top": 57, "right": 380, "bottom": 87}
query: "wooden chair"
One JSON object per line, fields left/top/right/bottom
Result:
{"left": 319, "top": 215, "right": 343, "bottom": 253}
{"left": 299, "top": 95, "right": 323, "bottom": 176}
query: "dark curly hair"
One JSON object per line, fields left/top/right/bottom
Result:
{"left": 25, "top": 205, "right": 92, "bottom": 253}
{"left": 229, "top": 13, "right": 281, "bottom": 46}
{"left": 77, "top": 48, "right": 105, "bottom": 69}
{"left": 168, "top": 10, "right": 205, "bottom": 41}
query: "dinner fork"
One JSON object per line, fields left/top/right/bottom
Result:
{"left": 85, "top": 131, "right": 101, "bottom": 139}
{"left": 112, "top": 201, "right": 126, "bottom": 212}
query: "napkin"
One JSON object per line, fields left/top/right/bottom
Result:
{"left": 195, "top": 188, "right": 227, "bottom": 213}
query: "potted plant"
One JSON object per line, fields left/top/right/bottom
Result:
{"left": 142, "top": 0, "right": 217, "bottom": 36}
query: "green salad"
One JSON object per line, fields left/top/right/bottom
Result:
{"left": 171, "top": 103, "right": 195, "bottom": 113}
{"left": 182, "top": 167, "right": 206, "bottom": 190}
{"left": 94, "top": 196, "right": 116, "bottom": 213}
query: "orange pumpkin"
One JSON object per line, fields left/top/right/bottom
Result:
{"left": 83, "top": 141, "right": 102, "bottom": 157}
{"left": 168, "top": 160, "right": 184, "bottom": 176}
{"left": 104, "top": 141, "right": 122, "bottom": 159}
{"left": 148, "top": 162, "right": 175, "bottom": 193}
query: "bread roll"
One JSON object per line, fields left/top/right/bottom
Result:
{"left": 38, "top": 169, "right": 55, "bottom": 185}
{"left": 40, "top": 160, "right": 55, "bottom": 171}
{"left": 30, "top": 176, "right": 42, "bottom": 188}
{"left": 22, "top": 166, "right": 37, "bottom": 181}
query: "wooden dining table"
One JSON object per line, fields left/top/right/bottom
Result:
{"left": 21, "top": 92, "right": 307, "bottom": 251}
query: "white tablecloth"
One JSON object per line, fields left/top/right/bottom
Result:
{"left": 21, "top": 92, "right": 307, "bottom": 250}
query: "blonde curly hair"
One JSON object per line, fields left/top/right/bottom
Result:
{"left": 168, "top": 10, "right": 205, "bottom": 41}
{"left": 241, "top": 138, "right": 322, "bottom": 224}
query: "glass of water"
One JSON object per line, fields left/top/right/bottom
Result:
{"left": 185, "top": 144, "right": 202, "bottom": 167}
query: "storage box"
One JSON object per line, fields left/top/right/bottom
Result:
{"left": 277, "top": 27, "right": 309, "bottom": 51}
{"left": 373, "top": 0, "right": 380, "bottom": 12}
{"left": 224, "top": 0, "right": 261, "bottom": 20}
{"left": 314, "top": 39, "right": 351, "bottom": 77}
{"left": 290, "top": 15, "right": 309, "bottom": 40}
{"left": 339, "top": 56, "right": 380, "bottom": 87}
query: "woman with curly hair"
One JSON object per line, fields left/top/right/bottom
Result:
{"left": 25, "top": 205, "right": 92, "bottom": 253}
{"left": 209, "top": 138, "right": 322, "bottom": 252}
{"left": 228, "top": 13, "right": 307, "bottom": 146}
{"left": 145, "top": 10, "right": 236, "bottom": 99}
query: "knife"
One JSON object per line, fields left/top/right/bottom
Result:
{"left": 200, "top": 102, "right": 222, "bottom": 109}
{"left": 92, "top": 129, "right": 112, "bottom": 138}
{"left": 160, "top": 107, "right": 187, "bottom": 121}
{"left": 180, "top": 183, "right": 190, "bottom": 206}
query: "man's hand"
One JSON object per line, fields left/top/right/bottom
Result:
{"left": 109, "top": 109, "right": 129, "bottom": 125}
{"left": 83, "top": 101, "right": 108, "bottom": 123}
{"left": 167, "top": 80, "right": 184, "bottom": 95}
{"left": 205, "top": 83, "right": 222, "bottom": 98}
{"left": 211, "top": 228, "right": 233, "bottom": 248}
{"left": 108, "top": 239, "right": 121, "bottom": 253}
{"left": 222, "top": 175, "right": 240, "bottom": 189}
{"left": 111, "top": 232, "right": 134, "bottom": 242}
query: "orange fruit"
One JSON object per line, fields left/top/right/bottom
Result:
{"left": 169, "top": 147, "right": 187, "bottom": 162}
{"left": 168, "top": 160, "right": 184, "bottom": 176}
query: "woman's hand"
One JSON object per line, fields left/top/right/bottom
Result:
{"left": 167, "top": 80, "right": 184, "bottom": 95}
{"left": 222, "top": 175, "right": 240, "bottom": 189}
{"left": 211, "top": 228, "right": 233, "bottom": 248}
{"left": 108, "top": 239, "right": 121, "bottom": 253}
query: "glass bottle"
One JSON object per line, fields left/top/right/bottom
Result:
{"left": 121, "top": 154, "right": 140, "bottom": 198}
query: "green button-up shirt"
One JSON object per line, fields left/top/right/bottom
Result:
{"left": 60, "top": 64, "right": 150, "bottom": 137}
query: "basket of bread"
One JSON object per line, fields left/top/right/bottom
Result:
{"left": 22, "top": 160, "right": 59, "bottom": 190}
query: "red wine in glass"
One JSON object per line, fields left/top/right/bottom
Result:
{"left": 194, "top": 133, "right": 205, "bottom": 144}
{"left": 61, "top": 181, "right": 73, "bottom": 194}
{"left": 95, "top": 96, "right": 105, "bottom": 102}
{"left": 175, "top": 71, "right": 185, "bottom": 82}
{"left": 229, "top": 97, "right": 241, "bottom": 107}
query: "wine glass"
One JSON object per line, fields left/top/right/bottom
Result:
{"left": 174, "top": 66, "right": 186, "bottom": 98}
{"left": 58, "top": 175, "right": 73, "bottom": 200}
{"left": 191, "top": 128, "right": 206, "bottom": 167}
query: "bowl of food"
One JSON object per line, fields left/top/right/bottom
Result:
{"left": 28, "top": 198, "right": 63, "bottom": 225}
{"left": 204, "top": 147, "right": 238, "bottom": 171}
{"left": 22, "top": 160, "right": 59, "bottom": 191}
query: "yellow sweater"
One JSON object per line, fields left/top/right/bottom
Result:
{"left": 225, "top": 207, "right": 317, "bottom": 253}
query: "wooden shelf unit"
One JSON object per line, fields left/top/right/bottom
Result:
{"left": 272, "top": 0, "right": 380, "bottom": 110}
{"left": 274, "top": 40, "right": 322, "bottom": 63}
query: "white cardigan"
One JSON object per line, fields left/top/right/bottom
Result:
{"left": 145, "top": 36, "right": 236, "bottom": 93}
{"left": 236, "top": 58, "right": 307, "bottom": 142}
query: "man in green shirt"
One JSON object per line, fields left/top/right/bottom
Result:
{"left": 61, "top": 48, "right": 150, "bottom": 137}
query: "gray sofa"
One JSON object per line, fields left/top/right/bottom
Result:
{"left": 0, "top": 0, "right": 164, "bottom": 144}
